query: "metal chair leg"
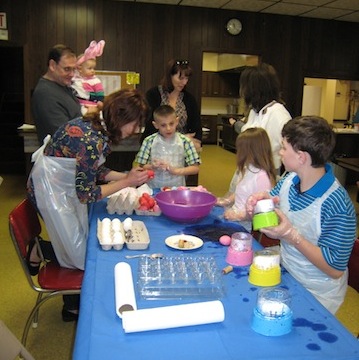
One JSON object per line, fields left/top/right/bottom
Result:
{"left": 32, "top": 293, "right": 43, "bottom": 328}
{"left": 21, "top": 290, "right": 80, "bottom": 346}
{"left": 22, "top": 292, "right": 59, "bottom": 346}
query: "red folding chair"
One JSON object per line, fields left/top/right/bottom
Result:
{"left": 8, "top": 199, "right": 84, "bottom": 346}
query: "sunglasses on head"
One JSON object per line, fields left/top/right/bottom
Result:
{"left": 175, "top": 60, "right": 189, "bottom": 65}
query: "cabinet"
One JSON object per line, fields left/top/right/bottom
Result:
{"left": 201, "top": 115, "right": 217, "bottom": 144}
{"left": 201, "top": 72, "right": 239, "bottom": 97}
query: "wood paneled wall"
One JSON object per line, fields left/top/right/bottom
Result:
{"left": 2, "top": 0, "right": 359, "bottom": 122}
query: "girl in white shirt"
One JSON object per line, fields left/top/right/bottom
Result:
{"left": 220, "top": 127, "right": 277, "bottom": 232}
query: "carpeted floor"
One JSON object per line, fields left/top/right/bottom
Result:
{"left": 0, "top": 145, "right": 357, "bottom": 359}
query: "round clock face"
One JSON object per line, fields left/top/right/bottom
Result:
{"left": 226, "top": 18, "right": 242, "bottom": 36}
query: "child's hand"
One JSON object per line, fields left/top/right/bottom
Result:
{"left": 260, "top": 208, "right": 299, "bottom": 246}
{"left": 96, "top": 101, "right": 104, "bottom": 111}
{"left": 167, "top": 165, "right": 179, "bottom": 175}
{"left": 246, "top": 192, "right": 279, "bottom": 217}
{"left": 224, "top": 207, "right": 246, "bottom": 221}
{"left": 217, "top": 197, "right": 233, "bottom": 207}
{"left": 152, "top": 159, "right": 168, "bottom": 170}
{"left": 224, "top": 208, "right": 236, "bottom": 220}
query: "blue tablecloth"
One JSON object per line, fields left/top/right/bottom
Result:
{"left": 73, "top": 199, "right": 359, "bottom": 360}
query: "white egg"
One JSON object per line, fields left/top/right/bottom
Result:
{"left": 113, "top": 232, "right": 124, "bottom": 244}
{"left": 123, "top": 217, "right": 133, "bottom": 232}
{"left": 101, "top": 217, "right": 111, "bottom": 230}
{"left": 101, "top": 231, "right": 112, "bottom": 245}
{"left": 112, "top": 218, "right": 122, "bottom": 232}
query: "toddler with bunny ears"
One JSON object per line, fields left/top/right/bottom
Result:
{"left": 72, "top": 40, "right": 106, "bottom": 115}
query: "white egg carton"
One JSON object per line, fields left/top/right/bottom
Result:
{"left": 97, "top": 218, "right": 150, "bottom": 251}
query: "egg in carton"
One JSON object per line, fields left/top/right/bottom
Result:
{"left": 97, "top": 218, "right": 125, "bottom": 250}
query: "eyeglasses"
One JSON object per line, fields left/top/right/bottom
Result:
{"left": 57, "top": 64, "right": 76, "bottom": 74}
{"left": 175, "top": 60, "right": 189, "bottom": 66}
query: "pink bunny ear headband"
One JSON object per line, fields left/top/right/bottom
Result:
{"left": 77, "top": 40, "right": 105, "bottom": 65}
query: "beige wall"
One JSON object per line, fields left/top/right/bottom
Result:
{"left": 304, "top": 78, "right": 352, "bottom": 123}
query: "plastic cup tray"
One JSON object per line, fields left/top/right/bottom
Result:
{"left": 137, "top": 255, "right": 225, "bottom": 300}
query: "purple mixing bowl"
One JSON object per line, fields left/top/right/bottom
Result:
{"left": 155, "top": 190, "right": 216, "bottom": 223}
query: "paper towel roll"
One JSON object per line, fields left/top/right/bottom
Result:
{"left": 114, "top": 262, "right": 137, "bottom": 318}
{"left": 121, "top": 300, "right": 225, "bottom": 333}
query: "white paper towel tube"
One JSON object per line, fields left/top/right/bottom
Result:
{"left": 121, "top": 300, "right": 225, "bottom": 333}
{"left": 114, "top": 262, "right": 137, "bottom": 318}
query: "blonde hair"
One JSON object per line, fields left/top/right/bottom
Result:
{"left": 235, "top": 127, "right": 276, "bottom": 185}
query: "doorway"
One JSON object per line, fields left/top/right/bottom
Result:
{"left": 302, "top": 77, "right": 359, "bottom": 124}
{"left": 0, "top": 46, "right": 25, "bottom": 174}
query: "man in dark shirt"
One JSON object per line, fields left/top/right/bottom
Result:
{"left": 31, "top": 44, "right": 82, "bottom": 143}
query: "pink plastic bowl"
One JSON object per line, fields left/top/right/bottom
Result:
{"left": 155, "top": 190, "right": 216, "bottom": 223}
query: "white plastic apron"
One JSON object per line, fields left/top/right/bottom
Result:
{"left": 279, "top": 173, "right": 347, "bottom": 314}
{"left": 30, "top": 135, "right": 88, "bottom": 270}
{"left": 150, "top": 133, "right": 185, "bottom": 188}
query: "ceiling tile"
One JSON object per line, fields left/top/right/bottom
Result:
{"left": 336, "top": 11, "right": 359, "bottom": 21}
{"left": 301, "top": 7, "right": 354, "bottom": 19}
{"left": 222, "top": 0, "right": 276, "bottom": 12}
{"left": 136, "top": 0, "right": 180, "bottom": 5}
{"left": 181, "top": 0, "right": 228, "bottom": 8}
{"left": 262, "top": 3, "right": 316, "bottom": 16}
{"left": 326, "top": 0, "right": 359, "bottom": 11}
{"left": 114, "top": 0, "right": 359, "bottom": 22}
{"left": 281, "top": 0, "right": 331, "bottom": 5}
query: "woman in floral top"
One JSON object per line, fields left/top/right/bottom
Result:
{"left": 28, "top": 88, "right": 149, "bottom": 205}
{"left": 26, "top": 88, "right": 149, "bottom": 321}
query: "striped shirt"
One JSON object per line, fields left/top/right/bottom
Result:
{"left": 271, "top": 164, "right": 356, "bottom": 271}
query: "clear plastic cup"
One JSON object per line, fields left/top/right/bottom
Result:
{"left": 230, "top": 232, "right": 252, "bottom": 252}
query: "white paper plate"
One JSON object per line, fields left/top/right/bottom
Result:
{"left": 165, "top": 234, "right": 203, "bottom": 250}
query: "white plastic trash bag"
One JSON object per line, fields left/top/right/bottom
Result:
{"left": 30, "top": 136, "right": 88, "bottom": 270}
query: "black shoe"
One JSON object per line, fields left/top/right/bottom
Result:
{"left": 26, "top": 239, "right": 41, "bottom": 276}
{"left": 62, "top": 307, "right": 79, "bottom": 322}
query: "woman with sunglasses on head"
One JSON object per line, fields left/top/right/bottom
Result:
{"left": 141, "top": 59, "right": 202, "bottom": 152}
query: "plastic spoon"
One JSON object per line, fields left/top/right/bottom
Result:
{"left": 125, "top": 253, "right": 164, "bottom": 259}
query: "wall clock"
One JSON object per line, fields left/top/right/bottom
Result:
{"left": 226, "top": 18, "right": 242, "bottom": 36}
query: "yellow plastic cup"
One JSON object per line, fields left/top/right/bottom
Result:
{"left": 248, "top": 265, "right": 281, "bottom": 286}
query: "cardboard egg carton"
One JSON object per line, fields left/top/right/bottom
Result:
{"left": 97, "top": 218, "right": 150, "bottom": 251}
